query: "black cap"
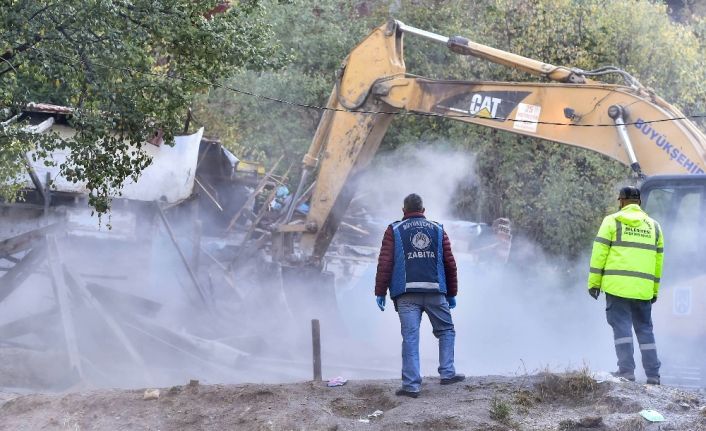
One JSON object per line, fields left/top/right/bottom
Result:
{"left": 618, "top": 186, "right": 640, "bottom": 200}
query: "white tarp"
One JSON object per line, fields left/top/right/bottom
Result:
{"left": 23, "top": 127, "right": 204, "bottom": 204}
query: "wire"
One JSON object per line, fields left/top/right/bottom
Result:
{"left": 25, "top": 47, "right": 706, "bottom": 128}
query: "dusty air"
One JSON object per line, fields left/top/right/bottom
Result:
{"left": 1, "top": 3, "right": 705, "bottom": 430}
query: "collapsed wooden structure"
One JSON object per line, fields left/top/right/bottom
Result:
{"left": 0, "top": 106, "right": 306, "bottom": 389}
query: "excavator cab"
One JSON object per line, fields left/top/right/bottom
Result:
{"left": 641, "top": 175, "right": 706, "bottom": 386}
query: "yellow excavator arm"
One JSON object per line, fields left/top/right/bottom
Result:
{"left": 276, "top": 20, "right": 706, "bottom": 266}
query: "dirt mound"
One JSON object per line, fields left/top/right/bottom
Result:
{"left": 535, "top": 369, "right": 604, "bottom": 404}
{"left": 329, "top": 384, "right": 400, "bottom": 418}
{"left": 0, "top": 374, "right": 705, "bottom": 430}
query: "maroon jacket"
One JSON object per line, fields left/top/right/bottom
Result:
{"left": 374, "top": 211, "right": 458, "bottom": 297}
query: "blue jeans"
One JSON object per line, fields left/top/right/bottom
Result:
{"left": 606, "top": 293, "right": 661, "bottom": 378}
{"left": 396, "top": 292, "right": 456, "bottom": 392}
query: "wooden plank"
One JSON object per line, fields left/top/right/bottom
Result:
{"left": 340, "top": 221, "right": 370, "bottom": 235}
{"left": 156, "top": 203, "right": 210, "bottom": 308}
{"left": 24, "top": 153, "right": 46, "bottom": 204}
{"left": 46, "top": 235, "right": 84, "bottom": 379}
{"left": 0, "top": 308, "right": 58, "bottom": 339}
{"left": 85, "top": 283, "right": 162, "bottom": 317}
{"left": 192, "top": 219, "right": 202, "bottom": 271}
{"left": 237, "top": 163, "right": 293, "bottom": 252}
{"left": 275, "top": 224, "right": 309, "bottom": 233}
{"left": 312, "top": 319, "right": 322, "bottom": 381}
{"left": 43, "top": 172, "right": 51, "bottom": 217}
{"left": 0, "top": 246, "right": 45, "bottom": 303}
{"left": 226, "top": 154, "right": 283, "bottom": 231}
{"left": 236, "top": 186, "right": 278, "bottom": 254}
{"left": 2, "top": 255, "right": 20, "bottom": 264}
{"left": 123, "top": 317, "right": 248, "bottom": 370}
{"left": 0, "top": 223, "right": 58, "bottom": 255}
{"left": 63, "top": 267, "right": 152, "bottom": 384}
{"left": 195, "top": 176, "right": 223, "bottom": 211}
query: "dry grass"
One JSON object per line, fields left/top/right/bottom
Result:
{"left": 489, "top": 396, "right": 511, "bottom": 424}
{"left": 558, "top": 416, "right": 603, "bottom": 430}
{"left": 513, "top": 389, "right": 539, "bottom": 409}
{"left": 536, "top": 367, "right": 600, "bottom": 403}
{"left": 614, "top": 416, "right": 646, "bottom": 431}
{"left": 674, "top": 391, "right": 701, "bottom": 408}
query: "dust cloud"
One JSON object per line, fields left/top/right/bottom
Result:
{"left": 0, "top": 142, "right": 696, "bottom": 392}
{"left": 332, "top": 144, "right": 619, "bottom": 382}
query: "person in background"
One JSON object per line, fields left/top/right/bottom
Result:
{"left": 374, "top": 193, "right": 464, "bottom": 398}
{"left": 588, "top": 186, "right": 664, "bottom": 385}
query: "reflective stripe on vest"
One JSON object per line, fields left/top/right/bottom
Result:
{"left": 601, "top": 214, "right": 659, "bottom": 299}
{"left": 388, "top": 217, "right": 446, "bottom": 298}
{"left": 594, "top": 235, "right": 658, "bottom": 251}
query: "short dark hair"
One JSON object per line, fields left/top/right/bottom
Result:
{"left": 618, "top": 186, "right": 641, "bottom": 200}
{"left": 403, "top": 193, "right": 424, "bottom": 212}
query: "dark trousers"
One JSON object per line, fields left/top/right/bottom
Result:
{"left": 606, "top": 293, "right": 661, "bottom": 378}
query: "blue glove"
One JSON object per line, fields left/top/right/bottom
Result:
{"left": 447, "top": 296, "right": 456, "bottom": 309}
{"left": 376, "top": 295, "right": 386, "bottom": 311}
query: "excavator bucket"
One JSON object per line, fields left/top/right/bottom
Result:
{"left": 279, "top": 265, "right": 342, "bottom": 330}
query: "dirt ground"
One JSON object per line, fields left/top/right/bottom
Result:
{"left": 1, "top": 373, "right": 705, "bottom": 431}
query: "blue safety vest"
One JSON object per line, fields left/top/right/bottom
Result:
{"left": 389, "top": 216, "right": 446, "bottom": 299}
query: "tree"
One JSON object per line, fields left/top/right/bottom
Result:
{"left": 0, "top": 0, "right": 284, "bottom": 212}
{"left": 193, "top": 1, "right": 378, "bottom": 164}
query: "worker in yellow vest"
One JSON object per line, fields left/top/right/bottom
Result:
{"left": 588, "top": 186, "right": 664, "bottom": 385}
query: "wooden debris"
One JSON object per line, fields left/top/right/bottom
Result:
{"left": 226, "top": 154, "right": 284, "bottom": 231}
{"left": 46, "top": 235, "right": 84, "bottom": 380}
{"left": 156, "top": 203, "right": 211, "bottom": 308}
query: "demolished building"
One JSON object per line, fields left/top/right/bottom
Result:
{"left": 0, "top": 104, "right": 302, "bottom": 390}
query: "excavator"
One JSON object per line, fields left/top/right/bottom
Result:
{"left": 266, "top": 19, "right": 706, "bottom": 384}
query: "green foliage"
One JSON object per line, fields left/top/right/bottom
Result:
{"left": 0, "top": 128, "right": 29, "bottom": 200}
{"left": 489, "top": 395, "right": 512, "bottom": 424}
{"left": 196, "top": 0, "right": 706, "bottom": 257}
{"left": 194, "top": 0, "right": 380, "bottom": 165}
{"left": 0, "top": 0, "right": 283, "bottom": 212}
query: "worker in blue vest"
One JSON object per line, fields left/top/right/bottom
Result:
{"left": 375, "top": 193, "right": 463, "bottom": 397}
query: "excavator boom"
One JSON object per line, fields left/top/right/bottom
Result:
{"left": 276, "top": 20, "right": 706, "bottom": 266}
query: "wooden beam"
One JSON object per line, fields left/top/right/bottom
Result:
{"left": 63, "top": 267, "right": 152, "bottom": 384}
{"left": 122, "top": 317, "right": 248, "bottom": 375}
{"left": 226, "top": 154, "right": 283, "bottom": 231}
{"left": 0, "top": 308, "right": 58, "bottom": 339}
{"left": 24, "top": 153, "right": 46, "bottom": 204}
{"left": 195, "top": 176, "right": 223, "bottom": 211}
{"left": 1, "top": 255, "right": 20, "bottom": 264}
{"left": 0, "top": 246, "right": 45, "bottom": 303}
{"left": 0, "top": 223, "right": 58, "bottom": 255}
{"left": 237, "top": 163, "right": 292, "bottom": 252}
{"left": 85, "top": 283, "right": 162, "bottom": 317}
{"left": 275, "top": 224, "right": 308, "bottom": 233}
{"left": 46, "top": 235, "right": 84, "bottom": 379}
{"left": 340, "top": 221, "right": 370, "bottom": 235}
{"left": 156, "top": 203, "right": 210, "bottom": 308}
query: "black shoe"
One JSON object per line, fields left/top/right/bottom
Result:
{"left": 395, "top": 388, "right": 419, "bottom": 398}
{"left": 646, "top": 376, "right": 660, "bottom": 385}
{"left": 610, "top": 371, "right": 636, "bottom": 382}
{"left": 440, "top": 374, "right": 466, "bottom": 385}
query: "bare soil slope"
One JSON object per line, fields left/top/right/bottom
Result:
{"left": 1, "top": 373, "right": 705, "bottom": 431}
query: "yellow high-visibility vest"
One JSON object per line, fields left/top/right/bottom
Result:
{"left": 588, "top": 204, "right": 664, "bottom": 300}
